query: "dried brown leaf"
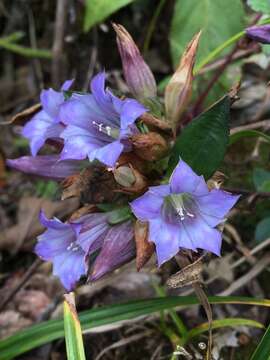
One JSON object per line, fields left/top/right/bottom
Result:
{"left": 134, "top": 220, "right": 155, "bottom": 271}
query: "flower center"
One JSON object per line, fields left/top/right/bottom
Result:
{"left": 92, "top": 121, "right": 119, "bottom": 139}
{"left": 162, "top": 193, "right": 196, "bottom": 224}
{"left": 66, "top": 241, "right": 80, "bottom": 252}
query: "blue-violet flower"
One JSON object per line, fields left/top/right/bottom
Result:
{"left": 130, "top": 159, "right": 240, "bottom": 266}
{"left": 22, "top": 80, "right": 73, "bottom": 156}
{"left": 59, "top": 72, "right": 147, "bottom": 167}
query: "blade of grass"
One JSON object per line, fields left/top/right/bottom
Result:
{"left": 63, "top": 293, "right": 86, "bottom": 360}
{"left": 187, "top": 318, "right": 264, "bottom": 343}
{"left": 250, "top": 323, "right": 270, "bottom": 360}
{"left": 0, "top": 296, "right": 270, "bottom": 360}
{"left": 229, "top": 129, "right": 270, "bottom": 145}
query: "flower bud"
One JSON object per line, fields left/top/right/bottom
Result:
{"left": 165, "top": 32, "right": 201, "bottom": 133}
{"left": 246, "top": 25, "right": 270, "bottom": 44}
{"left": 6, "top": 155, "right": 82, "bottom": 181}
{"left": 113, "top": 166, "right": 136, "bottom": 187}
{"left": 134, "top": 220, "right": 155, "bottom": 271}
{"left": 131, "top": 132, "right": 168, "bottom": 161}
{"left": 113, "top": 23, "right": 157, "bottom": 101}
{"left": 113, "top": 164, "right": 148, "bottom": 194}
{"left": 89, "top": 221, "right": 135, "bottom": 281}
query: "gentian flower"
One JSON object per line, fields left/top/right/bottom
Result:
{"left": 130, "top": 159, "right": 240, "bottom": 266}
{"left": 89, "top": 220, "right": 135, "bottom": 281}
{"left": 35, "top": 211, "right": 110, "bottom": 290}
{"left": 113, "top": 23, "right": 157, "bottom": 101}
{"left": 6, "top": 155, "right": 83, "bottom": 180}
{"left": 246, "top": 24, "right": 270, "bottom": 44}
{"left": 22, "top": 80, "right": 73, "bottom": 156}
{"left": 59, "top": 72, "right": 147, "bottom": 167}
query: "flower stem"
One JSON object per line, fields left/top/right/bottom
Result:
{"left": 194, "top": 17, "right": 270, "bottom": 74}
{"left": 0, "top": 34, "right": 52, "bottom": 58}
{"left": 143, "top": 0, "right": 167, "bottom": 54}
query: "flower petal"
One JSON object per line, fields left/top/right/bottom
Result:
{"left": 77, "top": 213, "right": 110, "bottom": 253}
{"left": 89, "top": 140, "right": 124, "bottom": 167}
{"left": 22, "top": 110, "right": 64, "bottom": 156}
{"left": 148, "top": 218, "right": 180, "bottom": 266}
{"left": 6, "top": 155, "right": 82, "bottom": 180}
{"left": 130, "top": 191, "right": 163, "bottom": 221}
{"left": 119, "top": 98, "right": 147, "bottom": 129}
{"left": 90, "top": 221, "right": 135, "bottom": 281}
{"left": 61, "top": 79, "right": 74, "bottom": 91}
{"left": 182, "top": 216, "right": 222, "bottom": 256}
{"left": 170, "top": 159, "right": 208, "bottom": 195}
{"left": 52, "top": 250, "right": 86, "bottom": 291}
{"left": 60, "top": 125, "right": 101, "bottom": 160}
{"left": 40, "top": 89, "right": 65, "bottom": 120}
{"left": 196, "top": 189, "right": 240, "bottom": 227}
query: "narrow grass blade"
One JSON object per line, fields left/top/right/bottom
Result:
{"left": 230, "top": 130, "right": 270, "bottom": 145}
{"left": 187, "top": 318, "right": 264, "bottom": 342}
{"left": 250, "top": 323, "right": 270, "bottom": 360}
{"left": 63, "top": 293, "right": 86, "bottom": 360}
{"left": 0, "top": 296, "right": 269, "bottom": 360}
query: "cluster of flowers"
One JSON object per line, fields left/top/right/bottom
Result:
{"left": 7, "top": 24, "right": 242, "bottom": 291}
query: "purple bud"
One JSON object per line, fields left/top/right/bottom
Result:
{"left": 113, "top": 23, "right": 157, "bottom": 101}
{"left": 7, "top": 155, "right": 82, "bottom": 180}
{"left": 89, "top": 221, "right": 135, "bottom": 281}
{"left": 246, "top": 25, "right": 270, "bottom": 44}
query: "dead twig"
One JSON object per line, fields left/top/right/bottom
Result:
{"left": 52, "top": 0, "right": 69, "bottom": 86}
{"left": 219, "top": 253, "right": 270, "bottom": 296}
{"left": 0, "top": 259, "right": 42, "bottom": 312}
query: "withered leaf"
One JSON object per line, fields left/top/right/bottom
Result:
{"left": 166, "top": 255, "right": 204, "bottom": 288}
{"left": 134, "top": 220, "right": 155, "bottom": 271}
{"left": 7, "top": 103, "right": 41, "bottom": 125}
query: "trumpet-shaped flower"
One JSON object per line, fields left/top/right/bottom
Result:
{"left": 22, "top": 80, "right": 73, "bottom": 156}
{"left": 59, "top": 72, "right": 147, "bottom": 167}
{"left": 6, "top": 155, "right": 83, "bottom": 180}
{"left": 35, "top": 211, "right": 110, "bottom": 290}
{"left": 131, "top": 159, "right": 240, "bottom": 266}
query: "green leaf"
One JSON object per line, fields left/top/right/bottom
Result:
{"left": 107, "top": 206, "right": 132, "bottom": 225}
{"left": 187, "top": 318, "right": 264, "bottom": 341}
{"left": 248, "top": 0, "right": 270, "bottom": 14}
{"left": 251, "top": 323, "right": 270, "bottom": 360}
{"left": 255, "top": 217, "right": 270, "bottom": 243}
{"left": 170, "top": 0, "right": 245, "bottom": 67}
{"left": 253, "top": 168, "right": 270, "bottom": 192}
{"left": 168, "top": 96, "right": 230, "bottom": 179}
{"left": 0, "top": 296, "right": 270, "bottom": 360}
{"left": 84, "top": 0, "right": 134, "bottom": 32}
{"left": 63, "top": 293, "right": 86, "bottom": 360}
{"left": 229, "top": 129, "right": 270, "bottom": 145}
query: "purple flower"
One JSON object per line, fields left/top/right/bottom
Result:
{"left": 35, "top": 211, "right": 110, "bottom": 290}
{"left": 35, "top": 210, "right": 85, "bottom": 291}
{"left": 59, "top": 72, "right": 147, "bottom": 167}
{"left": 89, "top": 220, "right": 135, "bottom": 281}
{"left": 130, "top": 159, "right": 240, "bottom": 266}
{"left": 246, "top": 25, "right": 270, "bottom": 44}
{"left": 22, "top": 80, "right": 73, "bottom": 156}
{"left": 113, "top": 23, "right": 157, "bottom": 101}
{"left": 6, "top": 155, "right": 83, "bottom": 180}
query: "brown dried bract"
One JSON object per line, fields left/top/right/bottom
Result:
{"left": 134, "top": 220, "right": 155, "bottom": 271}
{"left": 62, "top": 166, "right": 120, "bottom": 203}
{"left": 166, "top": 255, "right": 204, "bottom": 288}
{"left": 131, "top": 132, "right": 168, "bottom": 161}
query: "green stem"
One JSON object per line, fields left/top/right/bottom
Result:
{"left": 0, "top": 37, "right": 52, "bottom": 59}
{"left": 194, "top": 17, "right": 270, "bottom": 74}
{"left": 143, "top": 0, "right": 167, "bottom": 54}
{"left": 194, "top": 31, "right": 244, "bottom": 74}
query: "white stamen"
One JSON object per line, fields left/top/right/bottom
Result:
{"left": 92, "top": 121, "right": 112, "bottom": 136}
{"left": 67, "top": 242, "right": 79, "bottom": 252}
